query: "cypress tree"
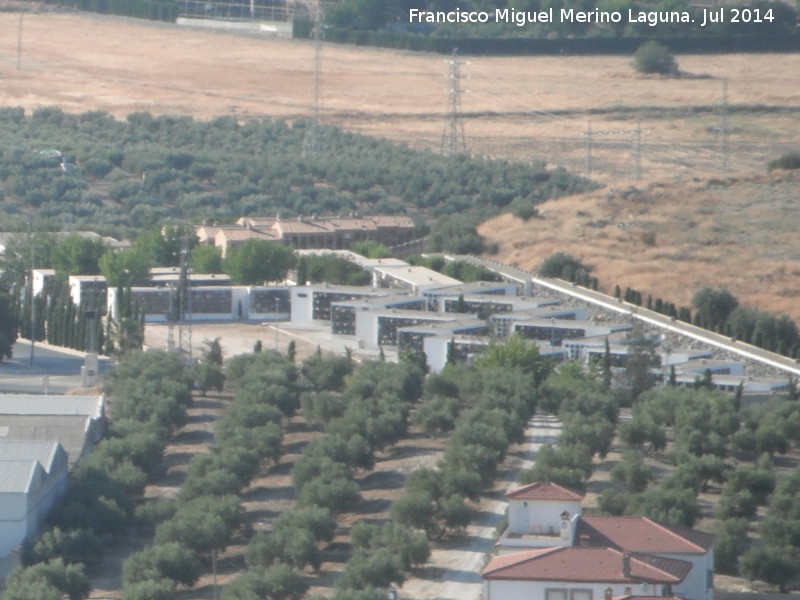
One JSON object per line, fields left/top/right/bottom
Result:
{"left": 76, "top": 307, "right": 86, "bottom": 351}
{"left": 602, "top": 338, "right": 612, "bottom": 389}
{"left": 446, "top": 338, "right": 457, "bottom": 366}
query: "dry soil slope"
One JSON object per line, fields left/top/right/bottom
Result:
{"left": 479, "top": 170, "right": 800, "bottom": 323}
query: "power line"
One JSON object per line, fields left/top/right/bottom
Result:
{"left": 583, "top": 121, "right": 592, "bottom": 177}
{"left": 633, "top": 117, "right": 641, "bottom": 181}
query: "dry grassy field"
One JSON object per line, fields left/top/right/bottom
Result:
{"left": 1, "top": 8, "right": 799, "bottom": 182}
{"left": 479, "top": 169, "right": 800, "bottom": 323}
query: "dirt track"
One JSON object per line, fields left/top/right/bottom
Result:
{"left": 1, "top": 11, "right": 799, "bottom": 182}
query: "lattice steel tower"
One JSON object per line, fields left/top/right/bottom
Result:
{"left": 441, "top": 48, "right": 467, "bottom": 156}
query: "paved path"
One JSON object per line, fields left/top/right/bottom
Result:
{"left": 399, "top": 413, "right": 562, "bottom": 600}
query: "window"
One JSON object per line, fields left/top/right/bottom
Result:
{"left": 570, "top": 589, "right": 592, "bottom": 600}
{"left": 546, "top": 589, "right": 568, "bottom": 600}
{"left": 547, "top": 588, "right": 592, "bottom": 600}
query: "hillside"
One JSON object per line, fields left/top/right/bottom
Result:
{"left": 478, "top": 170, "right": 800, "bottom": 323}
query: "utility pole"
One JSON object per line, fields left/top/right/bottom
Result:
{"left": 211, "top": 549, "right": 218, "bottom": 600}
{"left": 633, "top": 117, "right": 641, "bottom": 181}
{"left": 29, "top": 227, "right": 35, "bottom": 365}
{"left": 719, "top": 78, "right": 729, "bottom": 172}
{"left": 16, "top": 12, "right": 23, "bottom": 70}
{"left": 274, "top": 296, "right": 281, "bottom": 350}
{"left": 302, "top": 0, "right": 323, "bottom": 157}
{"left": 441, "top": 48, "right": 467, "bottom": 156}
{"left": 177, "top": 238, "right": 192, "bottom": 362}
{"left": 583, "top": 121, "right": 592, "bottom": 178}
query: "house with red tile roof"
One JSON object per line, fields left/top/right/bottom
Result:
{"left": 504, "top": 482, "right": 584, "bottom": 547}
{"left": 488, "top": 484, "right": 715, "bottom": 600}
{"left": 201, "top": 215, "right": 416, "bottom": 255}
{"left": 483, "top": 546, "right": 692, "bottom": 600}
{"left": 575, "top": 516, "right": 715, "bottom": 600}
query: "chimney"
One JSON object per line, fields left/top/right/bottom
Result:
{"left": 622, "top": 552, "right": 631, "bottom": 578}
{"left": 560, "top": 511, "right": 571, "bottom": 541}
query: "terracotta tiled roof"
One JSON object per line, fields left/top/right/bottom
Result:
{"left": 216, "top": 228, "right": 277, "bottom": 242}
{"left": 274, "top": 220, "right": 332, "bottom": 235}
{"left": 576, "top": 516, "right": 715, "bottom": 554}
{"left": 206, "top": 215, "right": 415, "bottom": 248}
{"left": 326, "top": 218, "right": 378, "bottom": 231}
{"left": 233, "top": 215, "right": 414, "bottom": 235}
{"left": 506, "top": 481, "right": 585, "bottom": 502}
{"left": 370, "top": 215, "right": 415, "bottom": 228}
{"left": 482, "top": 547, "right": 691, "bottom": 584}
{"left": 238, "top": 217, "right": 276, "bottom": 228}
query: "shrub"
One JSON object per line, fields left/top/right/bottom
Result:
{"left": 633, "top": 41, "right": 677, "bottom": 76}
{"left": 768, "top": 151, "right": 800, "bottom": 171}
{"left": 122, "top": 543, "right": 202, "bottom": 588}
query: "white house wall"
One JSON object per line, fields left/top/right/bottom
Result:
{"left": 484, "top": 579, "right": 666, "bottom": 600}
{"left": 290, "top": 287, "right": 314, "bottom": 326}
{"left": 656, "top": 551, "right": 714, "bottom": 600}
{"left": 0, "top": 496, "right": 29, "bottom": 558}
{"left": 354, "top": 310, "right": 379, "bottom": 350}
{"left": 0, "top": 461, "right": 68, "bottom": 559}
{"left": 423, "top": 336, "right": 449, "bottom": 373}
{"left": 508, "top": 500, "right": 583, "bottom": 536}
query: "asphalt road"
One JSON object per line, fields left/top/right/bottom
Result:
{"left": 0, "top": 339, "right": 111, "bottom": 394}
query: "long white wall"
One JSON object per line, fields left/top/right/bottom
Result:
{"left": 484, "top": 579, "right": 668, "bottom": 600}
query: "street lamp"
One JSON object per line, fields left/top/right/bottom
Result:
{"left": 28, "top": 225, "right": 36, "bottom": 366}
{"left": 274, "top": 295, "right": 280, "bottom": 350}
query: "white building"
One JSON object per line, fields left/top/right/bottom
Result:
{"left": 504, "top": 482, "right": 584, "bottom": 547}
{"left": 483, "top": 546, "right": 692, "bottom": 600}
{"left": 490, "top": 484, "right": 716, "bottom": 600}
{"left": 68, "top": 274, "right": 107, "bottom": 308}
{"left": 32, "top": 269, "right": 56, "bottom": 297}
{"left": 575, "top": 516, "right": 715, "bottom": 600}
{"left": 0, "top": 440, "right": 69, "bottom": 559}
{"left": 371, "top": 265, "right": 461, "bottom": 293}
{"left": 0, "top": 394, "right": 105, "bottom": 467}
